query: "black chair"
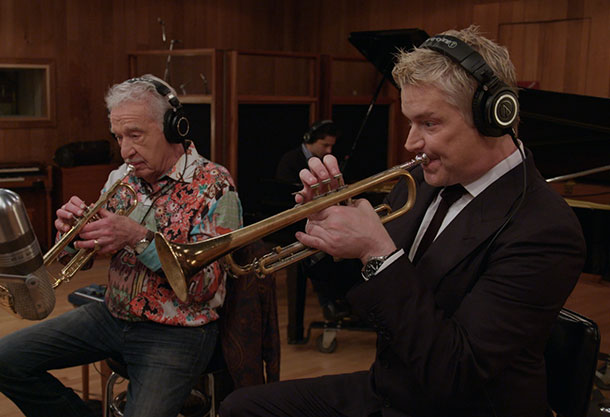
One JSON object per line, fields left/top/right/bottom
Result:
{"left": 544, "top": 308, "right": 601, "bottom": 417}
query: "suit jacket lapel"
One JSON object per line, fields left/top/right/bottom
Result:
{"left": 415, "top": 155, "right": 531, "bottom": 290}
{"left": 385, "top": 167, "right": 439, "bottom": 251}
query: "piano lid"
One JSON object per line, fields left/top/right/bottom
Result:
{"left": 519, "top": 88, "right": 610, "bottom": 182}
{"left": 349, "top": 29, "right": 429, "bottom": 89}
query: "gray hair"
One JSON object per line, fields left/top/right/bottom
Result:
{"left": 104, "top": 74, "right": 176, "bottom": 127}
{"left": 392, "top": 25, "right": 517, "bottom": 128}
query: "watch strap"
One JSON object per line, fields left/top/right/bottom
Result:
{"left": 361, "top": 248, "right": 402, "bottom": 281}
{"left": 144, "top": 229, "right": 155, "bottom": 242}
{"left": 135, "top": 229, "right": 155, "bottom": 254}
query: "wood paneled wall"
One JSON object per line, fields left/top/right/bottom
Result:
{"left": 0, "top": 0, "right": 608, "bottom": 165}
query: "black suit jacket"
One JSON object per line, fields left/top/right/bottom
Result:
{"left": 347, "top": 150, "right": 586, "bottom": 416}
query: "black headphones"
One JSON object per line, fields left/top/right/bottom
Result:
{"left": 127, "top": 77, "right": 190, "bottom": 144}
{"left": 303, "top": 120, "right": 336, "bottom": 144}
{"left": 419, "top": 35, "right": 519, "bottom": 137}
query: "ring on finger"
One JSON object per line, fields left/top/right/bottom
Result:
{"left": 94, "top": 239, "right": 101, "bottom": 251}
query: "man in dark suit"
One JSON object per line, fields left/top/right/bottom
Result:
{"left": 276, "top": 120, "right": 358, "bottom": 322}
{"left": 219, "top": 25, "right": 585, "bottom": 417}
{"left": 275, "top": 120, "right": 337, "bottom": 185}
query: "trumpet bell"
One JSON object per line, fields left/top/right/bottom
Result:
{"left": 156, "top": 233, "right": 234, "bottom": 302}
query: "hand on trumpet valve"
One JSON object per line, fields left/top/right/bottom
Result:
{"left": 296, "top": 197, "right": 396, "bottom": 263}
{"left": 75, "top": 208, "right": 146, "bottom": 255}
{"left": 290, "top": 154, "right": 397, "bottom": 263}
{"left": 295, "top": 155, "right": 344, "bottom": 205}
{"left": 55, "top": 196, "right": 87, "bottom": 233}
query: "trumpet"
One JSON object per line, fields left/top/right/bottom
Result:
{"left": 43, "top": 165, "right": 138, "bottom": 288}
{"left": 156, "top": 154, "right": 428, "bottom": 302}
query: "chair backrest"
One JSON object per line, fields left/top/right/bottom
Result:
{"left": 544, "top": 308, "right": 600, "bottom": 417}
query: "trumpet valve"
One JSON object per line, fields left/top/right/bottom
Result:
{"left": 312, "top": 177, "right": 335, "bottom": 199}
{"left": 334, "top": 173, "right": 351, "bottom": 204}
{"left": 334, "top": 173, "right": 345, "bottom": 187}
{"left": 321, "top": 178, "right": 332, "bottom": 194}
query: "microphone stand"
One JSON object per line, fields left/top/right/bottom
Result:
{"left": 546, "top": 165, "right": 610, "bottom": 211}
{"left": 0, "top": 272, "right": 37, "bottom": 282}
{"left": 0, "top": 273, "right": 49, "bottom": 317}
{"left": 163, "top": 39, "right": 179, "bottom": 83}
{"left": 546, "top": 165, "right": 610, "bottom": 183}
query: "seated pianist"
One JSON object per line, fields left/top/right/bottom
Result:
{"left": 276, "top": 120, "right": 361, "bottom": 323}
{"left": 0, "top": 74, "right": 243, "bottom": 417}
{"left": 219, "top": 25, "right": 586, "bottom": 417}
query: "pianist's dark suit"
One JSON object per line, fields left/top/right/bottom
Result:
{"left": 219, "top": 150, "right": 586, "bottom": 417}
{"left": 276, "top": 146, "right": 308, "bottom": 184}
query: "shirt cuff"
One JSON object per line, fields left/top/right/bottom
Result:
{"left": 137, "top": 240, "right": 162, "bottom": 272}
{"left": 376, "top": 248, "right": 405, "bottom": 275}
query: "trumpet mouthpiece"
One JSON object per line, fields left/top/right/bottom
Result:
{"left": 417, "top": 153, "right": 429, "bottom": 165}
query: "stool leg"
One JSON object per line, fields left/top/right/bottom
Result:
{"left": 81, "top": 364, "right": 89, "bottom": 401}
{"left": 104, "top": 372, "right": 121, "bottom": 417}
{"left": 101, "top": 360, "right": 112, "bottom": 404}
{"left": 596, "top": 357, "right": 610, "bottom": 389}
{"left": 206, "top": 373, "right": 215, "bottom": 417}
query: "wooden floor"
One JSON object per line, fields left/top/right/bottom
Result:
{"left": 0, "top": 259, "right": 608, "bottom": 417}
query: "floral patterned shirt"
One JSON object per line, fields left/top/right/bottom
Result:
{"left": 100, "top": 142, "right": 242, "bottom": 326}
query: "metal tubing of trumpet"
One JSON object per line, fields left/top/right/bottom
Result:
{"left": 156, "top": 154, "right": 427, "bottom": 298}
{"left": 253, "top": 202, "right": 400, "bottom": 276}
{"left": 53, "top": 248, "right": 97, "bottom": 288}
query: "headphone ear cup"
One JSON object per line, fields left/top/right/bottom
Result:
{"left": 472, "top": 86, "right": 518, "bottom": 137}
{"left": 303, "top": 131, "right": 312, "bottom": 144}
{"left": 487, "top": 87, "right": 518, "bottom": 135}
{"left": 163, "top": 108, "right": 190, "bottom": 144}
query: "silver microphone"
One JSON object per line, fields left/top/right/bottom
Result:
{"left": 0, "top": 189, "right": 55, "bottom": 320}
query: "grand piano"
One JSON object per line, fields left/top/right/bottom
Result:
{"left": 277, "top": 29, "right": 610, "bottom": 343}
{"left": 519, "top": 88, "right": 610, "bottom": 281}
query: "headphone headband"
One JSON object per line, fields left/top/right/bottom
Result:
{"left": 126, "top": 77, "right": 190, "bottom": 143}
{"left": 419, "top": 35, "right": 519, "bottom": 137}
{"left": 303, "top": 120, "right": 336, "bottom": 144}
{"left": 420, "top": 36, "right": 494, "bottom": 86}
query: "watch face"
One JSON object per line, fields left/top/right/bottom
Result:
{"left": 135, "top": 230, "right": 154, "bottom": 254}
{"left": 363, "top": 258, "right": 384, "bottom": 279}
{"left": 135, "top": 239, "right": 150, "bottom": 254}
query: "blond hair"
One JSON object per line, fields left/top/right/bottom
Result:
{"left": 392, "top": 25, "right": 517, "bottom": 128}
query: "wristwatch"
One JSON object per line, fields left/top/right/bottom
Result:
{"left": 361, "top": 255, "right": 390, "bottom": 281}
{"left": 134, "top": 230, "right": 155, "bottom": 255}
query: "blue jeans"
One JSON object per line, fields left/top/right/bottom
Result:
{"left": 0, "top": 301, "right": 218, "bottom": 417}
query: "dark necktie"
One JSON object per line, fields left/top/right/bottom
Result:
{"left": 412, "top": 184, "right": 466, "bottom": 265}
